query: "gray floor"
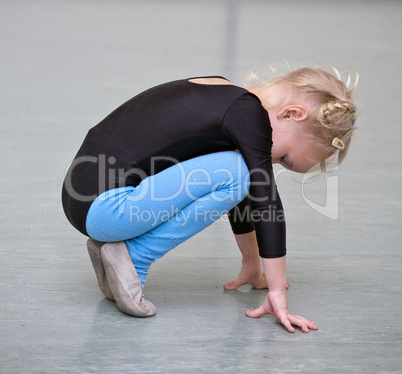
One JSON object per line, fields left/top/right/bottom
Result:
{"left": 1, "top": 1, "right": 401, "bottom": 373}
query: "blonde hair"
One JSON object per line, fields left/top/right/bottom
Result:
{"left": 244, "top": 65, "right": 359, "bottom": 167}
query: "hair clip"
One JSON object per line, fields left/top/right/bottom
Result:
{"left": 332, "top": 137, "right": 345, "bottom": 150}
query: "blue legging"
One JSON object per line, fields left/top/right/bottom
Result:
{"left": 86, "top": 151, "right": 250, "bottom": 284}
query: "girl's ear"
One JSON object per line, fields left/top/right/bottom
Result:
{"left": 277, "top": 105, "right": 308, "bottom": 121}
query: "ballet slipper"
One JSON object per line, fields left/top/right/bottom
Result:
{"left": 86, "top": 238, "right": 115, "bottom": 301}
{"left": 101, "top": 241, "right": 157, "bottom": 317}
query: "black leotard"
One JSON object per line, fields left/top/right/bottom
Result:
{"left": 61, "top": 77, "right": 286, "bottom": 258}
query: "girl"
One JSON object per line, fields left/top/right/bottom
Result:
{"left": 62, "top": 66, "right": 357, "bottom": 333}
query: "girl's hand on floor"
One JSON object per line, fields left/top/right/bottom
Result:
{"left": 245, "top": 291, "right": 318, "bottom": 333}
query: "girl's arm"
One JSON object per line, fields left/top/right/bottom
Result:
{"left": 224, "top": 231, "right": 267, "bottom": 290}
{"left": 246, "top": 256, "right": 318, "bottom": 333}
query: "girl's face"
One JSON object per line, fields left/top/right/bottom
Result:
{"left": 268, "top": 107, "right": 328, "bottom": 173}
{"left": 247, "top": 83, "right": 329, "bottom": 173}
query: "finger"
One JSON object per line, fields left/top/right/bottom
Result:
{"left": 245, "top": 306, "right": 267, "bottom": 318}
{"left": 306, "top": 320, "right": 318, "bottom": 330}
{"left": 279, "top": 317, "right": 296, "bottom": 333}
{"left": 289, "top": 317, "right": 308, "bottom": 333}
{"left": 294, "top": 317, "right": 318, "bottom": 332}
{"left": 300, "top": 323, "right": 309, "bottom": 333}
{"left": 288, "top": 315, "right": 318, "bottom": 333}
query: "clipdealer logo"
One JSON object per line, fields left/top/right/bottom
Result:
{"left": 301, "top": 158, "right": 339, "bottom": 220}
{"left": 64, "top": 153, "right": 339, "bottom": 220}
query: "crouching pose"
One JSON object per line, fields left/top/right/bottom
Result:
{"left": 62, "top": 66, "right": 357, "bottom": 332}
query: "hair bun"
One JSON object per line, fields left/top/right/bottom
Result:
{"left": 318, "top": 100, "right": 356, "bottom": 128}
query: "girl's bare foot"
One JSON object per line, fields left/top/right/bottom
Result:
{"left": 224, "top": 260, "right": 268, "bottom": 290}
{"left": 223, "top": 261, "right": 290, "bottom": 290}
